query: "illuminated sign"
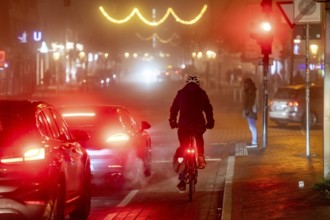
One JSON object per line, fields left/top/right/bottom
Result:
{"left": 18, "top": 32, "right": 28, "bottom": 43}
{"left": 33, "top": 32, "right": 42, "bottom": 41}
{"left": 18, "top": 31, "right": 43, "bottom": 43}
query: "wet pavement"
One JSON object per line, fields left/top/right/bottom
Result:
{"left": 221, "top": 128, "right": 330, "bottom": 220}
{"left": 28, "top": 84, "right": 330, "bottom": 219}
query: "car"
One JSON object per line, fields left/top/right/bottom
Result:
{"left": 80, "top": 75, "right": 103, "bottom": 92}
{"left": 158, "top": 67, "right": 184, "bottom": 82}
{"left": 269, "top": 84, "right": 323, "bottom": 128}
{"left": 0, "top": 100, "right": 91, "bottom": 220}
{"left": 58, "top": 105, "right": 152, "bottom": 187}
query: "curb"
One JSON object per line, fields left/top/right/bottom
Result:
{"left": 221, "top": 156, "right": 235, "bottom": 220}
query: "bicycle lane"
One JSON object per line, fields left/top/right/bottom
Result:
{"left": 87, "top": 150, "right": 228, "bottom": 220}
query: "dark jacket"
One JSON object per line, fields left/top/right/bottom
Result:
{"left": 243, "top": 79, "right": 257, "bottom": 120}
{"left": 170, "top": 83, "right": 214, "bottom": 128}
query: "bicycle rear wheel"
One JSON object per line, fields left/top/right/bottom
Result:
{"left": 188, "top": 171, "right": 194, "bottom": 201}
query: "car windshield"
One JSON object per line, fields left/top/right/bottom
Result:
{"left": 61, "top": 107, "right": 121, "bottom": 131}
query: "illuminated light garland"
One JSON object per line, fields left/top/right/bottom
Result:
{"left": 99, "top": 4, "right": 208, "bottom": 26}
{"left": 136, "top": 33, "right": 180, "bottom": 44}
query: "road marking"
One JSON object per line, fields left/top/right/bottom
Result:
{"left": 153, "top": 158, "right": 222, "bottom": 163}
{"left": 221, "top": 156, "right": 235, "bottom": 220}
{"left": 116, "top": 189, "right": 139, "bottom": 207}
{"left": 235, "top": 142, "right": 248, "bottom": 156}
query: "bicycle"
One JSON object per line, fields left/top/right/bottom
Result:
{"left": 176, "top": 130, "right": 198, "bottom": 201}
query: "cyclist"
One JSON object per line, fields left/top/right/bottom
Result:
{"left": 169, "top": 75, "right": 215, "bottom": 191}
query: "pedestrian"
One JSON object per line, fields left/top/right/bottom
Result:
{"left": 243, "top": 78, "right": 258, "bottom": 148}
{"left": 169, "top": 75, "right": 215, "bottom": 191}
{"left": 293, "top": 70, "right": 304, "bottom": 84}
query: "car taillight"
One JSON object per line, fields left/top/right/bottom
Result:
{"left": 288, "top": 101, "right": 299, "bottom": 107}
{"left": 24, "top": 148, "right": 45, "bottom": 161}
{"left": 106, "top": 133, "right": 129, "bottom": 143}
{"left": 0, "top": 148, "right": 45, "bottom": 164}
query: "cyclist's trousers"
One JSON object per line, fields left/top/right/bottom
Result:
{"left": 177, "top": 126, "right": 206, "bottom": 155}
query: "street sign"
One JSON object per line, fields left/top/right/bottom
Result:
{"left": 276, "top": 1, "right": 295, "bottom": 29}
{"left": 0, "top": 51, "right": 5, "bottom": 68}
{"left": 294, "top": 0, "right": 321, "bottom": 24}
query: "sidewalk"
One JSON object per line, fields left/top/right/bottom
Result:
{"left": 222, "top": 132, "right": 330, "bottom": 220}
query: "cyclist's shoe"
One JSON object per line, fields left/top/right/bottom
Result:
{"left": 177, "top": 180, "right": 186, "bottom": 191}
{"left": 198, "top": 155, "right": 206, "bottom": 169}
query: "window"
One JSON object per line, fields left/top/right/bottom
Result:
{"left": 42, "top": 108, "right": 61, "bottom": 140}
{"left": 50, "top": 109, "right": 71, "bottom": 141}
{"left": 119, "top": 109, "right": 138, "bottom": 131}
{"left": 37, "top": 111, "right": 53, "bottom": 139}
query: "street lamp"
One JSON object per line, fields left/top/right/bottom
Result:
{"left": 206, "top": 50, "right": 217, "bottom": 89}
{"left": 310, "top": 44, "right": 319, "bottom": 58}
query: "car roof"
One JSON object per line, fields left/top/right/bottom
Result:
{"left": 277, "top": 83, "right": 322, "bottom": 90}
{"left": 0, "top": 99, "right": 53, "bottom": 112}
{"left": 58, "top": 104, "right": 126, "bottom": 110}
{"left": 58, "top": 105, "right": 129, "bottom": 114}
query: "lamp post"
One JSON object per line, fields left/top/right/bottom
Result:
{"left": 250, "top": 0, "right": 273, "bottom": 148}
{"left": 53, "top": 51, "right": 60, "bottom": 93}
{"left": 206, "top": 50, "right": 217, "bottom": 90}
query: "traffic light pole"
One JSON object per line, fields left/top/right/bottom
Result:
{"left": 262, "top": 54, "right": 269, "bottom": 148}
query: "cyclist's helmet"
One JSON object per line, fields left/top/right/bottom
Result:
{"left": 186, "top": 75, "right": 200, "bottom": 85}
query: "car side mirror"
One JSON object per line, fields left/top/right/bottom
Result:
{"left": 141, "top": 121, "right": 151, "bottom": 130}
{"left": 70, "top": 129, "right": 90, "bottom": 141}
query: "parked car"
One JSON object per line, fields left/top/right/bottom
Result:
{"left": 58, "top": 105, "right": 152, "bottom": 187}
{"left": 0, "top": 100, "right": 91, "bottom": 220}
{"left": 269, "top": 84, "right": 323, "bottom": 128}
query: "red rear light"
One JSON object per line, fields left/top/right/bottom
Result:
{"left": 24, "top": 148, "right": 45, "bottom": 161}
{"left": 0, "top": 148, "right": 45, "bottom": 164}
{"left": 288, "top": 101, "right": 299, "bottom": 107}
{"left": 106, "top": 133, "right": 129, "bottom": 143}
{"left": 62, "top": 112, "right": 95, "bottom": 117}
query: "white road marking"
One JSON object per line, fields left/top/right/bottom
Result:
{"left": 116, "top": 189, "right": 139, "bottom": 207}
{"left": 153, "top": 158, "right": 222, "bottom": 163}
{"left": 221, "top": 156, "right": 235, "bottom": 220}
{"left": 235, "top": 142, "right": 248, "bottom": 156}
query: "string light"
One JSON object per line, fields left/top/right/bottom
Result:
{"left": 136, "top": 33, "right": 180, "bottom": 44}
{"left": 99, "top": 4, "right": 208, "bottom": 26}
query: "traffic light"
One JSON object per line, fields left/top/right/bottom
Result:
{"left": 260, "top": 0, "right": 272, "bottom": 14}
{"left": 250, "top": 21, "right": 273, "bottom": 55}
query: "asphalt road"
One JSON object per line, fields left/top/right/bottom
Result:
{"left": 32, "top": 80, "right": 322, "bottom": 220}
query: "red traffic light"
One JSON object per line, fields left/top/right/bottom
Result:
{"left": 250, "top": 21, "right": 273, "bottom": 55}
{"left": 261, "top": 0, "right": 272, "bottom": 14}
{"left": 260, "top": 22, "right": 272, "bottom": 32}
{"left": 250, "top": 21, "right": 273, "bottom": 37}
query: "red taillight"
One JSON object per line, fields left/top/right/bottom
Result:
{"left": 0, "top": 148, "right": 45, "bottom": 164}
{"left": 288, "top": 101, "right": 299, "bottom": 107}
{"left": 24, "top": 148, "right": 45, "bottom": 161}
{"left": 106, "top": 133, "right": 129, "bottom": 143}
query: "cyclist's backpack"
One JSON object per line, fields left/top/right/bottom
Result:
{"left": 173, "top": 146, "right": 185, "bottom": 173}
